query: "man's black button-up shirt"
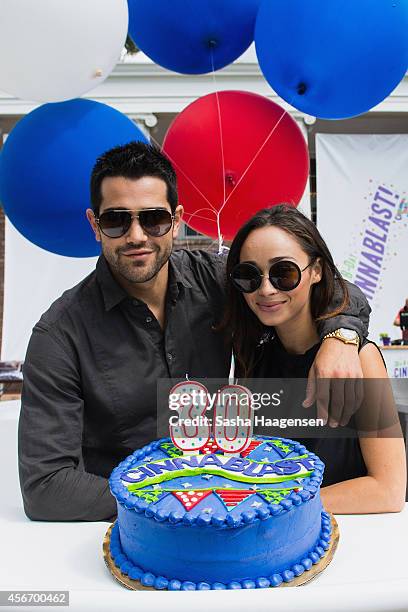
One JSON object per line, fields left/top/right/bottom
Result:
{"left": 18, "top": 250, "right": 370, "bottom": 521}
{"left": 19, "top": 251, "right": 230, "bottom": 521}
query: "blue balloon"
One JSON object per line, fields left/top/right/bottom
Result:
{"left": 127, "top": 0, "right": 261, "bottom": 74}
{"left": 255, "top": 0, "right": 408, "bottom": 119}
{"left": 0, "top": 99, "right": 147, "bottom": 257}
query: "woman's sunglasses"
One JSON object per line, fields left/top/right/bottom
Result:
{"left": 230, "top": 260, "right": 313, "bottom": 293}
{"left": 95, "top": 208, "right": 174, "bottom": 238}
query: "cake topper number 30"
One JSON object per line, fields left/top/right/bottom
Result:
{"left": 169, "top": 380, "right": 253, "bottom": 454}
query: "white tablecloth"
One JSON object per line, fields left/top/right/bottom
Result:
{"left": 1, "top": 401, "right": 407, "bottom": 612}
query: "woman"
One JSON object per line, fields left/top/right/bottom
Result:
{"left": 223, "top": 205, "right": 406, "bottom": 514}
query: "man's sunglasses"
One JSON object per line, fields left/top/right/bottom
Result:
{"left": 230, "top": 260, "right": 313, "bottom": 293}
{"left": 95, "top": 208, "right": 174, "bottom": 238}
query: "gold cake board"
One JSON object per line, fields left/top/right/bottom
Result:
{"left": 103, "top": 514, "right": 339, "bottom": 591}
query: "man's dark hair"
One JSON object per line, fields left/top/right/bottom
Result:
{"left": 90, "top": 141, "right": 178, "bottom": 215}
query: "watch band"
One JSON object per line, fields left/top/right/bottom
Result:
{"left": 322, "top": 329, "right": 360, "bottom": 347}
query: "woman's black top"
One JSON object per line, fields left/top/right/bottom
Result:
{"left": 252, "top": 335, "right": 369, "bottom": 487}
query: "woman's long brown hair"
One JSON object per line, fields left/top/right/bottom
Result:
{"left": 220, "top": 205, "right": 349, "bottom": 377}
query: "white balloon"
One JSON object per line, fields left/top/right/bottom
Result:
{"left": 0, "top": 0, "right": 128, "bottom": 102}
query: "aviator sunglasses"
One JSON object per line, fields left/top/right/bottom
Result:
{"left": 95, "top": 208, "right": 175, "bottom": 238}
{"left": 230, "top": 260, "right": 313, "bottom": 293}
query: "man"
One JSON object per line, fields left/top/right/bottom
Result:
{"left": 393, "top": 298, "right": 408, "bottom": 344}
{"left": 18, "top": 142, "right": 370, "bottom": 521}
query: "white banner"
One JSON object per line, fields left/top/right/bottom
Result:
{"left": 2, "top": 219, "right": 98, "bottom": 361}
{"left": 316, "top": 133, "right": 408, "bottom": 346}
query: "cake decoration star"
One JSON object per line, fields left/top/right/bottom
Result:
{"left": 261, "top": 457, "right": 269, "bottom": 462}
{"left": 263, "top": 446, "right": 272, "bottom": 452}
{"left": 249, "top": 485, "right": 258, "bottom": 490}
{"left": 182, "top": 482, "right": 193, "bottom": 488}
{"left": 201, "top": 474, "right": 213, "bottom": 480}
{"left": 152, "top": 484, "right": 161, "bottom": 490}
{"left": 144, "top": 456, "right": 153, "bottom": 462}
{"left": 251, "top": 501, "right": 263, "bottom": 508}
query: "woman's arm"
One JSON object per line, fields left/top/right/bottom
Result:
{"left": 321, "top": 437, "right": 406, "bottom": 514}
{"left": 320, "top": 343, "right": 406, "bottom": 514}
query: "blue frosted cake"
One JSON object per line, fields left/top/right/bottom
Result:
{"left": 108, "top": 435, "right": 332, "bottom": 590}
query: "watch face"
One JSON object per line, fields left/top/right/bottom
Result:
{"left": 339, "top": 328, "right": 358, "bottom": 341}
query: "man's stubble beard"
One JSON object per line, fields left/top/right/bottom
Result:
{"left": 103, "top": 241, "right": 173, "bottom": 285}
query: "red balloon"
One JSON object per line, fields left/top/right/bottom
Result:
{"left": 162, "top": 91, "right": 309, "bottom": 240}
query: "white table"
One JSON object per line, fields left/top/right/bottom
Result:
{"left": 1, "top": 401, "right": 408, "bottom": 612}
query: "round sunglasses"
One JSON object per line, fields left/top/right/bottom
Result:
{"left": 95, "top": 208, "right": 174, "bottom": 238}
{"left": 230, "top": 260, "right": 313, "bottom": 293}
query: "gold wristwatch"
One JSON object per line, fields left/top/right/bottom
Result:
{"left": 322, "top": 328, "right": 360, "bottom": 347}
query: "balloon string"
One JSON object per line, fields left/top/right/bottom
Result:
{"left": 151, "top": 131, "right": 218, "bottom": 216}
{"left": 182, "top": 207, "right": 221, "bottom": 253}
{"left": 183, "top": 208, "right": 218, "bottom": 223}
{"left": 210, "top": 48, "right": 227, "bottom": 255}
{"left": 151, "top": 131, "right": 220, "bottom": 252}
{"left": 218, "top": 103, "right": 290, "bottom": 214}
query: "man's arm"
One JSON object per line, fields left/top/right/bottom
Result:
{"left": 303, "top": 280, "right": 371, "bottom": 424}
{"left": 316, "top": 279, "right": 371, "bottom": 341}
{"left": 19, "top": 324, "right": 116, "bottom": 521}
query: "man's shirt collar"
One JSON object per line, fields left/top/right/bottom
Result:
{"left": 96, "top": 255, "right": 128, "bottom": 312}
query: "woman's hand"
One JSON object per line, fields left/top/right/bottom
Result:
{"left": 303, "top": 338, "right": 364, "bottom": 427}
